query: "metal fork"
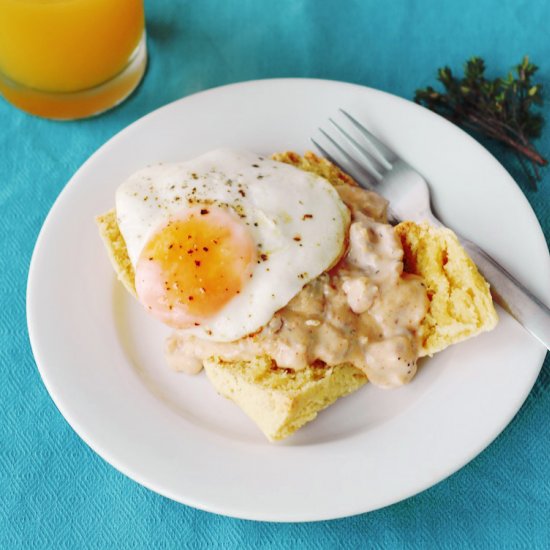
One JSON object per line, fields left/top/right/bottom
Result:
{"left": 312, "top": 109, "right": 550, "bottom": 350}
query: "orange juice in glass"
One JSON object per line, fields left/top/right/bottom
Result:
{"left": 0, "top": 0, "right": 146, "bottom": 120}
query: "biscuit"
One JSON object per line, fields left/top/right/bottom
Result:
{"left": 203, "top": 356, "right": 366, "bottom": 441}
{"left": 95, "top": 209, "right": 136, "bottom": 297}
{"left": 395, "top": 221, "right": 498, "bottom": 356}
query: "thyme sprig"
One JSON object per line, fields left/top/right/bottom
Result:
{"left": 415, "top": 56, "right": 547, "bottom": 189}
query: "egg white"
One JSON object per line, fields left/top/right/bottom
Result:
{"left": 116, "top": 149, "right": 350, "bottom": 341}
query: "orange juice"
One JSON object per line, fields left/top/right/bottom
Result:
{"left": 0, "top": 0, "right": 146, "bottom": 119}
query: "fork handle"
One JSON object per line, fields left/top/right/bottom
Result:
{"left": 460, "top": 238, "right": 550, "bottom": 350}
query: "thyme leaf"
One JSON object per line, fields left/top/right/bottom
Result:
{"left": 415, "top": 56, "right": 547, "bottom": 189}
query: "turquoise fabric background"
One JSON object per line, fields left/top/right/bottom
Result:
{"left": 1, "top": 0, "right": 549, "bottom": 547}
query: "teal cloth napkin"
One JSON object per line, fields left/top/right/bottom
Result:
{"left": 1, "top": 0, "right": 549, "bottom": 547}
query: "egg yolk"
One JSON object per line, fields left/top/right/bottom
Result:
{"left": 135, "top": 206, "right": 256, "bottom": 329}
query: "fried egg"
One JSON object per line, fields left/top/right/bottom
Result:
{"left": 116, "top": 149, "right": 350, "bottom": 341}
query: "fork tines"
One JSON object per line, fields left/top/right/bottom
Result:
{"left": 312, "top": 109, "right": 394, "bottom": 190}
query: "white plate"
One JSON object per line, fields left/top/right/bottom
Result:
{"left": 27, "top": 79, "right": 549, "bottom": 522}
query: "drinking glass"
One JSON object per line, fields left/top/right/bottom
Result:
{"left": 0, "top": 0, "right": 147, "bottom": 120}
